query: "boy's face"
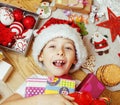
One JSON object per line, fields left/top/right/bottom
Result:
{"left": 39, "top": 37, "right": 76, "bottom": 77}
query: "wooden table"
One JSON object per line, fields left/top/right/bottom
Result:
{"left": 0, "top": 0, "right": 120, "bottom": 105}
{"left": 2, "top": 49, "right": 120, "bottom": 105}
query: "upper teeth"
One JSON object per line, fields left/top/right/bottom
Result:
{"left": 56, "top": 60, "right": 65, "bottom": 64}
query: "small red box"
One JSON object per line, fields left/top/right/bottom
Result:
{"left": 76, "top": 73, "right": 105, "bottom": 98}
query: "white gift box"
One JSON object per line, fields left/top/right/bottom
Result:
{"left": 0, "top": 61, "right": 13, "bottom": 82}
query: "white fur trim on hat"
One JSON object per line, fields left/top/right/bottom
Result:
{"left": 32, "top": 24, "right": 87, "bottom": 72}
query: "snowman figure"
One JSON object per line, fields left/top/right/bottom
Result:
{"left": 36, "top": 1, "right": 52, "bottom": 19}
{"left": 91, "top": 32, "right": 109, "bottom": 55}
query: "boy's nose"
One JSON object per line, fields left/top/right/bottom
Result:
{"left": 57, "top": 50, "right": 64, "bottom": 56}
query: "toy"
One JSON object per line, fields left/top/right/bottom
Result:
{"left": 90, "top": 32, "right": 109, "bottom": 56}
{"left": 36, "top": 1, "right": 52, "bottom": 19}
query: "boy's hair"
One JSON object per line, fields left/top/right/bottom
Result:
{"left": 32, "top": 18, "right": 87, "bottom": 72}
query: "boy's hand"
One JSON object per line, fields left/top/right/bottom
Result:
{"left": 40, "top": 94, "right": 78, "bottom": 105}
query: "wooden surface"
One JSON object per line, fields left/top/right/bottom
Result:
{"left": 0, "top": 0, "right": 120, "bottom": 105}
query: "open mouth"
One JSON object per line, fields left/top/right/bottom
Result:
{"left": 53, "top": 60, "right": 66, "bottom": 67}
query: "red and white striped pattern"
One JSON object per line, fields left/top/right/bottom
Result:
{"left": 10, "top": 21, "right": 24, "bottom": 35}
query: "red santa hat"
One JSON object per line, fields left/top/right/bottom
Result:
{"left": 32, "top": 18, "right": 87, "bottom": 72}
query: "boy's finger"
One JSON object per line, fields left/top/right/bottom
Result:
{"left": 63, "top": 95, "right": 75, "bottom": 101}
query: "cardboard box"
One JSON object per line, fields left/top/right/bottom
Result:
{"left": 0, "top": 3, "right": 39, "bottom": 56}
{"left": 55, "top": 0, "right": 93, "bottom": 14}
{"left": 76, "top": 73, "right": 105, "bottom": 98}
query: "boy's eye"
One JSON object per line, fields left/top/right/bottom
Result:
{"left": 65, "top": 47, "right": 72, "bottom": 50}
{"left": 49, "top": 45, "right": 55, "bottom": 48}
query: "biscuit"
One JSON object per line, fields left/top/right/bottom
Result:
{"left": 102, "top": 64, "right": 120, "bottom": 86}
{"left": 96, "top": 65, "right": 103, "bottom": 81}
{"left": 96, "top": 64, "right": 120, "bottom": 87}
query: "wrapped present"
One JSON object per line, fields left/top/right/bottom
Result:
{"left": 0, "top": 61, "right": 13, "bottom": 82}
{"left": 25, "top": 77, "right": 47, "bottom": 97}
{"left": 76, "top": 73, "right": 105, "bottom": 98}
{"left": 45, "top": 77, "right": 75, "bottom": 95}
{"left": 54, "top": 0, "right": 93, "bottom": 14}
{"left": 55, "top": 0, "right": 84, "bottom": 9}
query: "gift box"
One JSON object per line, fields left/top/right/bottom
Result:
{"left": 0, "top": 60, "right": 13, "bottom": 82}
{"left": 54, "top": 0, "right": 93, "bottom": 14}
{"left": 25, "top": 77, "right": 47, "bottom": 97}
{"left": 0, "top": 3, "right": 39, "bottom": 56}
{"left": 76, "top": 73, "right": 105, "bottom": 98}
{"left": 45, "top": 77, "right": 75, "bottom": 95}
{"left": 25, "top": 77, "right": 75, "bottom": 97}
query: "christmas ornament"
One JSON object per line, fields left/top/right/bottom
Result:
{"left": 0, "top": 7, "right": 14, "bottom": 26}
{"left": 81, "top": 55, "right": 96, "bottom": 72}
{"left": 36, "top": 1, "right": 52, "bottom": 19}
{"left": 13, "top": 9, "right": 24, "bottom": 22}
{"left": 76, "top": 22, "right": 88, "bottom": 36}
{"left": 91, "top": 32, "right": 109, "bottom": 56}
{"left": 12, "top": 39, "right": 28, "bottom": 53}
{"left": 0, "top": 7, "right": 10, "bottom": 19}
{"left": 89, "top": 5, "right": 100, "bottom": 23}
{"left": 96, "top": 8, "right": 120, "bottom": 42}
{"left": 10, "top": 21, "right": 24, "bottom": 35}
{"left": 22, "top": 15, "right": 36, "bottom": 29}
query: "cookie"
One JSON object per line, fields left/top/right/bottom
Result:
{"left": 96, "top": 64, "right": 120, "bottom": 87}
{"left": 96, "top": 65, "right": 103, "bottom": 81}
{"left": 102, "top": 64, "right": 120, "bottom": 86}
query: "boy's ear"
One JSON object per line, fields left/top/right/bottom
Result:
{"left": 73, "top": 59, "right": 77, "bottom": 65}
{"left": 38, "top": 54, "right": 43, "bottom": 62}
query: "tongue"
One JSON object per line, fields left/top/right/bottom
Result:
{"left": 54, "top": 62, "right": 63, "bottom": 67}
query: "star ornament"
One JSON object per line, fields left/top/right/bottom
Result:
{"left": 96, "top": 8, "right": 120, "bottom": 42}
